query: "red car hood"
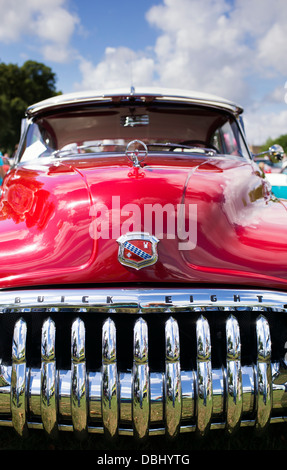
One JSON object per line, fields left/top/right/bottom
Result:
{"left": 0, "top": 154, "right": 287, "bottom": 290}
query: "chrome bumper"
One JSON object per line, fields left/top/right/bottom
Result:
{"left": 0, "top": 287, "right": 287, "bottom": 438}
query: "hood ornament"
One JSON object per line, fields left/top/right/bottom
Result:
{"left": 125, "top": 140, "right": 148, "bottom": 168}
{"left": 117, "top": 232, "right": 159, "bottom": 270}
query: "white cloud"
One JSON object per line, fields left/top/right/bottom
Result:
{"left": 74, "top": 0, "right": 287, "bottom": 144}
{"left": 265, "top": 85, "right": 286, "bottom": 104}
{"left": 244, "top": 109, "right": 287, "bottom": 146}
{"left": 1, "top": 0, "right": 286, "bottom": 144}
{"left": 75, "top": 0, "right": 287, "bottom": 104}
{"left": 0, "top": 0, "right": 79, "bottom": 62}
{"left": 257, "top": 23, "right": 287, "bottom": 75}
{"left": 145, "top": 0, "right": 287, "bottom": 101}
{"left": 34, "top": 5, "right": 77, "bottom": 43}
{"left": 76, "top": 47, "right": 155, "bottom": 91}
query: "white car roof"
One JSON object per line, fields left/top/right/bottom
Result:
{"left": 26, "top": 87, "right": 243, "bottom": 117}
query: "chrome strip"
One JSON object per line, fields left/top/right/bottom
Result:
{"left": 256, "top": 315, "right": 272, "bottom": 431}
{"left": 41, "top": 318, "right": 57, "bottom": 437}
{"left": 165, "top": 317, "right": 181, "bottom": 438}
{"left": 226, "top": 315, "right": 242, "bottom": 433}
{"left": 196, "top": 315, "right": 212, "bottom": 435}
{"left": 102, "top": 318, "right": 118, "bottom": 438}
{"left": 71, "top": 318, "right": 87, "bottom": 437}
{"left": 2, "top": 415, "right": 286, "bottom": 435}
{"left": 1, "top": 287, "right": 287, "bottom": 312}
{"left": 132, "top": 318, "right": 150, "bottom": 439}
{"left": 11, "top": 318, "right": 27, "bottom": 436}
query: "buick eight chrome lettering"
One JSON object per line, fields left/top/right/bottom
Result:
{"left": 0, "top": 87, "right": 287, "bottom": 439}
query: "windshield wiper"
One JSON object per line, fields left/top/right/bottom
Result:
{"left": 52, "top": 141, "right": 218, "bottom": 157}
{"left": 52, "top": 143, "right": 103, "bottom": 157}
{"left": 146, "top": 143, "right": 217, "bottom": 155}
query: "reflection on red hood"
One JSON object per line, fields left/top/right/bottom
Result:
{"left": 0, "top": 154, "right": 286, "bottom": 290}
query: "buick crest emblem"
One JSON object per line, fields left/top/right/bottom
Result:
{"left": 117, "top": 232, "right": 159, "bottom": 270}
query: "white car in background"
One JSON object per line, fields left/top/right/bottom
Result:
{"left": 265, "top": 160, "right": 287, "bottom": 199}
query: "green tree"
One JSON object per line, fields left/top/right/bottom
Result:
{"left": 0, "top": 60, "right": 61, "bottom": 154}
{"left": 260, "top": 134, "right": 287, "bottom": 153}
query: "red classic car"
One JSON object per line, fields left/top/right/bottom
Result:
{"left": 0, "top": 87, "right": 286, "bottom": 440}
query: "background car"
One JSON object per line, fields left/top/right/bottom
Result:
{"left": 254, "top": 156, "right": 283, "bottom": 173}
{"left": 264, "top": 160, "right": 287, "bottom": 198}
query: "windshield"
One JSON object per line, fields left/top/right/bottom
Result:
{"left": 18, "top": 102, "right": 250, "bottom": 161}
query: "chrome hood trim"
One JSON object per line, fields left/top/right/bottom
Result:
{"left": 1, "top": 287, "right": 287, "bottom": 312}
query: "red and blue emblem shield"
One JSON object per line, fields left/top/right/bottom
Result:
{"left": 117, "top": 232, "right": 159, "bottom": 270}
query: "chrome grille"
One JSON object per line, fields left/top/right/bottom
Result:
{"left": 0, "top": 287, "right": 287, "bottom": 438}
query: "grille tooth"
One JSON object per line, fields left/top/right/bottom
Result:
{"left": 226, "top": 315, "right": 243, "bottom": 434}
{"left": 132, "top": 318, "right": 149, "bottom": 440}
{"left": 102, "top": 318, "right": 118, "bottom": 439}
{"left": 71, "top": 318, "right": 87, "bottom": 438}
{"left": 165, "top": 317, "right": 181, "bottom": 438}
{"left": 11, "top": 318, "right": 27, "bottom": 437}
{"left": 196, "top": 315, "right": 212, "bottom": 435}
{"left": 41, "top": 318, "right": 57, "bottom": 437}
{"left": 256, "top": 315, "right": 272, "bottom": 431}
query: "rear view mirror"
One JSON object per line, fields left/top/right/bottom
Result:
{"left": 268, "top": 144, "right": 284, "bottom": 163}
{"left": 253, "top": 144, "right": 285, "bottom": 163}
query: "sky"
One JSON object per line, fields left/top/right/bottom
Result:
{"left": 0, "top": 0, "right": 287, "bottom": 146}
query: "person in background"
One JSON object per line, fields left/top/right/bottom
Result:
{"left": 0, "top": 152, "right": 5, "bottom": 185}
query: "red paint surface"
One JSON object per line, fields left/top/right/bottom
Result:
{"left": 0, "top": 153, "right": 286, "bottom": 290}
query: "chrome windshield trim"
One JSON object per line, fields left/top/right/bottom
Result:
{"left": 26, "top": 88, "right": 243, "bottom": 118}
{"left": 1, "top": 288, "right": 287, "bottom": 312}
